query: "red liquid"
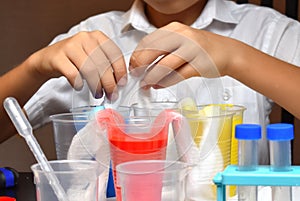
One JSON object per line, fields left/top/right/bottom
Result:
{"left": 96, "top": 108, "right": 174, "bottom": 201}
{"left": 115, "top": 162, "right": 165, "bottom": 201}
{"left": 109, "top": 128, "right": 168, "bottom": 201}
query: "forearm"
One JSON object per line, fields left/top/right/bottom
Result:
{"left": 227, "top": 40, "right": 300, "bottom": 119}
{"left": 0, "top": 57, "right": 47, "bottom": 142}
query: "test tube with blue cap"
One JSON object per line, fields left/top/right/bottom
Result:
{"left": 267, "top": 123, "right": 294, "bottom": 201}
{"left": 235, "top": 124, "right": 261, "bottom": 201}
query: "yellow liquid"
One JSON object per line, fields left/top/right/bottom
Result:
{"left": 184, "top": 105, "right": 233, "bottom": 198}
{"left": 183, "top": 104, "right": 245, "bottom": 198}
{"left": 229, "top": 111, "right": 244, "bottom": 197}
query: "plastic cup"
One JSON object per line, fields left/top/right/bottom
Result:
{"left": 221, "top": 105, "right": 246, "bottom": 197}
{"left": 50, "top": 107, "right": 132, "bottom": 159}
{"left": 69, "top": 106, "right": 98, "bottom": 113}
{"left": 132, "top": 101, "right": 180, "bottom": 162}
{"left": 132, "top": 101, "right": 178, "bottom": 116}
{"left": 50, "top": 113, "right": 89, "bottom": 159}
{"left": 51, "top": 107, "right": 133, "bottom": 198}
{"left": 116, "top": 160, "right": 192, "bottom": 201}
{"left": 70, "top": 105, "right": 132, "bottom": 118}
{"left": 31, "top": 160, "right": 101, "bottom": 201}
{"left": 97, "top": 109, "right": 174, "bottom": 201}
{"left": 181, "top": 104, "right": 245, "bottom": 165}
{"left": 181, "top": 105, "right": 234, "bottom": 200}
{"left": 224, "top": 105, "right": 246, "bottom": 166}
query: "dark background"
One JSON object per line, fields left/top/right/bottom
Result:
{"left": 0, "top": 0, "right": 132, "bottom": 171}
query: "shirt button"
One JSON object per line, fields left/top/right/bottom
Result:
{"left": 223, "top": 89, "right": 231, "bottom": 101}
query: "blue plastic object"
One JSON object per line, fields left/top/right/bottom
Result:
{"left": 106, "top": 163, "right": 116, "bottom": 197}
{"left": 267, "top": 123, "right": 294, "bottom": 141}
{"left": 0, "top": 167, "right": 18, "bottom": 188}
{"left": 72, "top": 105, "right": 115, "bottom": 198}
{"left": 235, "top": 124, "right": 261, "bottom": 140}
{"left": 213, "top": 165, "right": 300, "bottom": 201}
{"left": 91, "top": 106, "right": 115, "bottom": 198}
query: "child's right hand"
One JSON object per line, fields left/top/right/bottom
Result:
{"left": 27, "top": 31, "right": 127, "bottom": 100}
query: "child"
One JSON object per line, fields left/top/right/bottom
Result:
{"left": 1, "top": 0, "right": 300, "bottom": 165}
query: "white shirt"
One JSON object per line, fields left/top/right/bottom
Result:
{"left": 24, "top": 0, "right": 300, "bottom": 164}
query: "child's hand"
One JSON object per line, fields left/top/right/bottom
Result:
{"left": 27, "top": 31, "right": 127, "bottom": 99}
{"left": 129, "top": 22, "right": 235, "bottom": 89}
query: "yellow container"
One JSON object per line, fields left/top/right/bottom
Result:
{"left": 181, "top": 105, "right": 234, "bottom": 200}
{"left": 180, "top": 104, "right": 246, "bottom": 199}
{"left": 213, "top": 104, "right": 246, "bottom": 197}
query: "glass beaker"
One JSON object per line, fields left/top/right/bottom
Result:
{"left": 116, "top": 160, "right": 193, "bottom": 201}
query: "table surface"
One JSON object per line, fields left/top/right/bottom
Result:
{"left": 0, "top": 172, "right": 116, "bottom": 201}
{"left": 0, "top": 172, "right": 36, "bottom": 201}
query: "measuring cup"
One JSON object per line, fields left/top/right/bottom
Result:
{"left": 181, "top": 105, "right": 234, "bottom": 200}
{"left": 219, "top": 105, "right": 246, "bottom": 166}
{"left": 70, "top": 105, "right": 132, "bottom": 117}
{"left": 132, "top": 101, "right": 178, "bottom": 116}
{"left": 131, "top": 101, "right": 181, "bottom": 161}
{"left": 205, "top": 104, "right": 246, "bottom": 197}
{"left": 116, "top": 160, "right": 193, "bottom": 201}
{"left": 31, "top": 160, "right": 102, "bottom": 201}
{"left": 50, "top": 113, "right": 90, "bottom": 159}
{"left": 67, "top": 106, "right": 132, "bottom": 198}
{"left": 96, "top": 108, "right": 187, "bottom": 201}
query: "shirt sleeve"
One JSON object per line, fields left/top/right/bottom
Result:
{"left": 273, "top": 17, "right": 300, "bottom": 67}
{"left": 23, "top": 20, "right": 95, "bottom": 129}
{"left": 24, "top": 77, "right": 90, "bottom": 129}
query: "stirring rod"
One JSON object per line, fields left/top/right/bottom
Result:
{"left": 3, "top": 97, "right": 69, "bottom": 201}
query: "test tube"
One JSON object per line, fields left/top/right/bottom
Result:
{"left": 235, "top": 124, "right": 261, "bottom": 201}
{"left": 267, "top": 123, "right": 294, "bottom": 201}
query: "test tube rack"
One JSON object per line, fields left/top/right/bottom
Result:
{"left": 213, "top": 165, "right": 300, "bottom": 201}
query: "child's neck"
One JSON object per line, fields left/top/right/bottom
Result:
{"left": 145, "top": 1, "right": 206, "bottom": 28}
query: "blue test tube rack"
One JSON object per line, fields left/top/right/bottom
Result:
{"left": 213, "top": 165, "right": 300, "bottom": 201}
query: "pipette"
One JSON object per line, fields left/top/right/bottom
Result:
{"left": 3, "top": 97, "right": 69, "bottom": 201}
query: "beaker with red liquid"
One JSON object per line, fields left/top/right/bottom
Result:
{"left": 116, "top": 160, "right": 193, "bottom": 201}
{"left": 96, "top": 108, "right": 182, "bottom": 201}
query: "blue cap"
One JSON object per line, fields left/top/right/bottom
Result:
{"left": 235, "top": 124, "right": 261, "bottom": 140}
{"left": 267, "top": 123, "right": 294, "bottom": 141}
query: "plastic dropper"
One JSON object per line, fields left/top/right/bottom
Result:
{"left": 3, "top": 97, "right": 69, "bottom": 201}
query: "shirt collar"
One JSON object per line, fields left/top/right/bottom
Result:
{"left": 121, "top": 0, "right": 239, "bottom": 32}
{"left": 121, "top": 0, "right": 155, "bottom": 33}
{"left": 192, "top": 0, "right": 238, "bottom": 29}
